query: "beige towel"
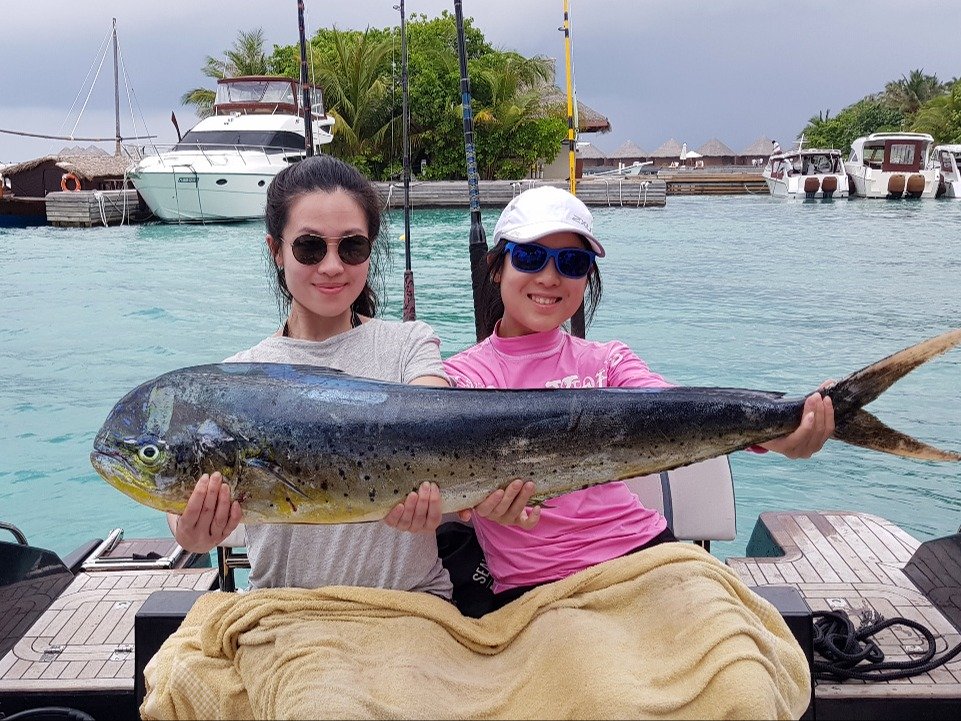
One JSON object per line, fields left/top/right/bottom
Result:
{"left": 141, "top": 543, "right": 810, "bottom": 720}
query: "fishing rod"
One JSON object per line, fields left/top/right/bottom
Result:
{"left": 562, "top": 0, "right": 586, "bottom": 338}
{"left": 296, "top": 0, "right": 315, "bottom": 157}
{"left": 453, "top": 0, "right": 489, "bottom": 342}
{"left": 398, "top": 0, "right": 416, "bottom": 321}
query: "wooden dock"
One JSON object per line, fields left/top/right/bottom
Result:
{"left": 659, "top": 170, "right": 768, "bottom": 195}
{"left": 727, "top": 511, "right": 961, "bottom": 719}
{"left": 45, "top": 189, "right": 147, "bottom": 227}
{"left": 374, "top": 177, "right": 668, "bottom": 209}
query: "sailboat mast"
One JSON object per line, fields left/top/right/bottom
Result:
{"left": 297, "top": 0, "right": 315, "bottom": 156}
{"left": 399, "top": 0, "right": 416, "bottom": 321}
{"left": 562, "top": 0, "right": 576, "bottom": 195}
{"left": 113, "top": 18, "right": 121, "bottom": 157}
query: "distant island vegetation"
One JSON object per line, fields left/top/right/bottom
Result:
{"left": 180, "top": 14, "right": 961, "bottom": 180}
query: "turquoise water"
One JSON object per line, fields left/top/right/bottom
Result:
{"left": 1, "top": 196, "right": 959, "bottom": 563}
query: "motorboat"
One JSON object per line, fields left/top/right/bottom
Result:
{"left": 762, "top": 146, "right": 849, "bottom": 199}
{"left": 128, "top": 76, "right": 335, "bottom": 223}
{"left": 844, "top": 132, "right": 939, "bottom": 199}
{"left": 933, "top": 144, "right": 961, "bottom": 198}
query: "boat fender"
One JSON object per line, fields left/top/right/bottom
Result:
{"left": 60, "top": 172, "right": 82, "bottom": 192}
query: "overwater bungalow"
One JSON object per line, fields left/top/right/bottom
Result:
{"left": 695, "top": 138, "right": 737, "bottom": 167}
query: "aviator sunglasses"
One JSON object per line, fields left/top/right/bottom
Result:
{"left": 283, "top": 234, "right": 373, "bottom": 266}
{"left": 503, "top": 241, "right": 596, "bottom": 279}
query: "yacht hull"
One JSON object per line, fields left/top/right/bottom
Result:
{"left": 844, "top": 165, "right": 940, "bottom": 199}
{"left": 763, "top": 173, "right": 849, "bottom": 199}
{"left": 131, "top": 166, "right": 282, "bottom": 222}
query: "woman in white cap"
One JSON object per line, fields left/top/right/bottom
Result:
{"left": 443, "top": 185, "right": 835, "bottom": 614}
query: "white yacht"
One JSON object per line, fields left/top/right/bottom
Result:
{"left": 844, "top": 132, "right": 939, "bottom": 199}
{"left": 129, "top": 76, "right": 335, "bottom": 222}
{"left": 762, "top": 146, "right": 849, "bottom": 199}
{"left": 933, "top": 144, "right": 961, "bottom": 198}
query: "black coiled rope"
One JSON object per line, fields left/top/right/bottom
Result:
{"left": 813, "top": 609, "right": 961, "bottom": 681}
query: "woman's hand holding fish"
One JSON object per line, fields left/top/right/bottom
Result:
{"left": 759, "top": 386, "right": 835, "bottom": 459}
{"left": 383, "top": 482, "right": 444, "bottom": 533}
{"left": 172, "top": 472, "right": 243, "bottom": 553}
{"left": 458, "top": 479, "right": 542, "bottom": 529}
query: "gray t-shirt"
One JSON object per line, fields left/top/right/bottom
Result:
{"left": 224, "top": 318, "right": 453, "bottom": 597}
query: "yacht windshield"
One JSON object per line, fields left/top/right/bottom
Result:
{"left": 173, "top": 130, "right": 306, "bottom": 152}
{"left": 215, "top": 80, "right": 296, "bottom": 106}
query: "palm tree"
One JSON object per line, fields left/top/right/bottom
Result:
{"left": 883, "top": 69, "right": 945, "bottom": 118}
{"left": 181, "top": 29, "right": 271, "bottom": 118}
{"left": 912, "top": 80, "right": 961, "bottom": 143}
{"left": 468, "top": 53, "right": 556, "bottom": 178}
{"left": 311, "top": 29, "right": 397, "bottom": 169}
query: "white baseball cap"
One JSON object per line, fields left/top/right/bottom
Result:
{"left": 492, "top": 186, "right": 605, "bottom": 257}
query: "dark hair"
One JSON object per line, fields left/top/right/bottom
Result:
{"left": 477, "top": 238, "right": 603, "bottom": 340}
{"left": 264, "top": 155, "right": 387, "bottom": 318}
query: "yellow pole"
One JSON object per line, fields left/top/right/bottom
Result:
{"left": 563, "top": 0, "right": 576, "bottom": 195}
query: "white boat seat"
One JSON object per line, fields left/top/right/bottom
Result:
{"left": 621, "top": 455, "right": 736, "bottom": 548}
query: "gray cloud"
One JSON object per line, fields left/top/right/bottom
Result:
{"left": 2, "top": 0, "right": 959, "bottom": 162}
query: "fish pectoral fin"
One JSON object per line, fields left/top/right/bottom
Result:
{"left": 835, "top": 409, "right": 961, "bottom": 462}
{"left": 242, "top": 458, "right": 311, "bottom": 498}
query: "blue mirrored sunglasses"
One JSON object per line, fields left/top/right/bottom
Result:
{"left": 503, "top": 241, "right": 596, "bottom": 279}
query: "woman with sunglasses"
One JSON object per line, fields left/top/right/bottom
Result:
{"left": 166, "top": 155, "right": 456, "bottom": 595}
{"left": 443, "top": 185, "right": 835, "bottom": 614}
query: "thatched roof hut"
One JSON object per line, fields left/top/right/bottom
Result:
{"left": 696, "top": 138, "right": 736, "bottom": 157}
{"left": 0, "top": 153, "right": 135, "bottom": 197}
{"left": 535, "top": 59, "right": 612, "bottom": 134}
{"left": 650, "top": 138, "right": 685, "bottom": 158}
{"left": 610, "top": 140, "right": 649, "bottom": 160}
{"left": 739, "top": 136, "right": 778, "bottom": 165}
{"left": 695, "top": 138, "right": 737, "bottom": 167}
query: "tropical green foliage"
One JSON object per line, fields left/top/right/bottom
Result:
{"left": 911, "top": 79, "right": 961, "bottom": 144}
{"left": 181, "top": 29, "right": 271, "bottom": 118}
{"left": 883, "top": 69, "right": 944, "bottom": 117}
{"left": 799, "top": 69, "right": 961, "bottom": 151}
{"left": 800, "top": 99, "right": 903, "bottom": 153}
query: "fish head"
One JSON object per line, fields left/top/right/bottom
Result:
{"left": 90, "top": 376, "right": 242, "bottom": 513}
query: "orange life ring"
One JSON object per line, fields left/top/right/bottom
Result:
{"left": 61, "top": 172, "right": 81, "bottom": 192}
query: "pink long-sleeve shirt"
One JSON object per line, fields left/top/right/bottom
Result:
{"left": 443, "top": 326, "right": 671, "bottom": 592}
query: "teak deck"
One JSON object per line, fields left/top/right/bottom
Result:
{"left": 727, "top": 511, "right": 961, "bottom": 716}
{"left": 0, "top": 568, "right": 216, "bottom": 697}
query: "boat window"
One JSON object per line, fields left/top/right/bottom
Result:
{"left": 889, "top": 143, "right": 916, "bottom": 166}
{"left": 173, "top": 130, "right": 307, "bottom": 152}
{"left": 308, "top": 87, "right": 326, "bottom": 116}
{"left": 863, "top": 145, "right": 884, "bottom": 167}
{"left": 940, "top": 151, "right": 956, "bottom": 172}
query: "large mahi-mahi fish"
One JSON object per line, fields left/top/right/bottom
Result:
{"left": 90, "top": 328, "right": 961, "bottom": 523}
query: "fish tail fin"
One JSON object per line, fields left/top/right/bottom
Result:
{"left": 834, "top": 409, "right": 961, "bottom": 461}
{"left": 827, "top": 327, "right": 961, "bottom": 462}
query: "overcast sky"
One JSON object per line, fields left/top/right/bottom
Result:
{"left": 2, "top": 0, "right": 959, "bottom": 163}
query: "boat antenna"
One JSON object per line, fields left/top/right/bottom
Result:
{"left": 296, "top": 0, "right": 315, "bottom": 157}
{"left": 562, "top": 0, "right": 586, "bottom": 338}
{"left": 453, "top": 0, "right": 490, "bottom": 341}
{"left": 397, "top": 0, "right": 416, "bottom": 321}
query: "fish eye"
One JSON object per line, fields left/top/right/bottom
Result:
{"left": 137, "top": 444, "right": 163, "bottom": 466}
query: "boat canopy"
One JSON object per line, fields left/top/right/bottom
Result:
{"left": 213, "top": 76, "right": 326, "bottom": 119}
